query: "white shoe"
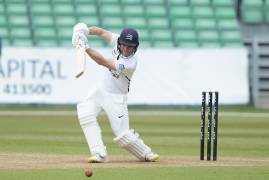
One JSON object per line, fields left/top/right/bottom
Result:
{"left": 145, "top": 152, "right": 159, "bottom": 162}
{"left": 88, "top": 154, "right": 108, "bottom": 163}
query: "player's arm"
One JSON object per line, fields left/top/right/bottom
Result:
{"left": 85, "top": 48, "right": 116, "bottom": 71}
{"left": 88, "top": 26, "right": 112, "bottom": 43}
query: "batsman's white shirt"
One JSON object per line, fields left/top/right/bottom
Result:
{"left": 101, "top": 33, "right": 138, "bottom": 94}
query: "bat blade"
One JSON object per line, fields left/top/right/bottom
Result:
{"left": 75, "top": 46, "right": 86, "bottom": 78}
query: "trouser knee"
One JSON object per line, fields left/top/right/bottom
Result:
{"left": 77, "top": 102, "right": 97, "bottom": 127}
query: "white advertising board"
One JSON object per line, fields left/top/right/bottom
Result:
{"left": 0, "top": 47, "right": 249, "bottom": 105}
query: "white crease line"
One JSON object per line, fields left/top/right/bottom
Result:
{"left": 0, "top": 111, "right": 269, "bottom": 118}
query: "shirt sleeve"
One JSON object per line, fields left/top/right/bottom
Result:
{"left": 109, "top": 33, "right": 120, "bottom": 47}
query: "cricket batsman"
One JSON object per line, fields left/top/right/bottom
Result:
{"left": 72, "top": 23, "right": 159, "bottom": 163}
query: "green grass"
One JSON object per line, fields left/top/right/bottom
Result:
{"left": 0, "top": 108, "right": 269, "bottom": 179}
{"left": 0, "top": 167, "right": 269, "bottom": 180}
{"left": 1, "top": 104, "right": 269, "bottom": 112}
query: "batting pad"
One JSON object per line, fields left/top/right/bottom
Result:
{"left": 114, "top": 129, "right": 152, "bottom": 161}
{"left": 77, "top": 103, "right": 107, "bottom": 157}
{"left": 78, "top": 116, "right": 107, "bottom": 157}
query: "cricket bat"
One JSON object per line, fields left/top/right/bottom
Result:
{"left": 75, "top": 40, "right": 86, "bottom": 78}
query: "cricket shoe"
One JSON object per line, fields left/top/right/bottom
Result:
{"left": 88, "top": 154, "right": 108, "bottom": 163}
{"left": 145, "top": 152, "right": 159, "bottom": 162}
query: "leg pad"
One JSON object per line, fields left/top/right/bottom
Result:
{"left": 114, "top": 129, "right": 151, "bottom": 161}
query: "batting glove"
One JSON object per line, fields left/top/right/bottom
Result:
{"left": 72, "top": 32, "right": 90, "bottom": 49}
{"left": 73, "top": 22, "right": 89, "bottom": 36}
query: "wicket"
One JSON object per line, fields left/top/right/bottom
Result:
{"left": 200, "top": 91, "right": 219, "bottom": 161}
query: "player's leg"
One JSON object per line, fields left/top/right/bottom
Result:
{"left": 114, "top": 129, "right": 159, "bottom": 162}
{"left": 77, "top": 89, "right": 108, "bottom": 163}
{"left": 102, "top": 91, "right": 159, "bottom": 162}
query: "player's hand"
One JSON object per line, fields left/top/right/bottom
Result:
{"left": 73, "top": 22, "right": 89, "bottom": 36}
{"left": 72, "top": 32, "right": 89, "bottom": 49}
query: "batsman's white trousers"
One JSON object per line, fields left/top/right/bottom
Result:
{"left": 77, "top": 87, "right": 129, "bottom": 156}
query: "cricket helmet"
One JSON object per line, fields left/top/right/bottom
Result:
{"left": 118, "top": 28, "right": 139, "bottom": 48}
